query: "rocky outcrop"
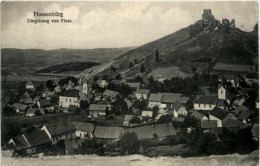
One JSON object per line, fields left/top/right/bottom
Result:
{"left": 202, "top": 9, "right": 215, "bottom": 21}
{"left": 230, "top": 19, "right": 235, "bottom": 28}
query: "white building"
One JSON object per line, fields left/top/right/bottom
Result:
{"left": 59, "top": 89, "right": 80, "bottom": 108}
{"left": 26, "top": 80, "right": 34, "bottom": 89}
{"left": 135, "top": 89, "right": 150, "bottom": 100}
{"left": 193, "top": 95, "right": 217, "bottom": 110}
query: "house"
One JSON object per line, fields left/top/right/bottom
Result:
{"left": 41, "top": 121, "right": 76, "bottom": 144}
{"left": 125, "top": 83, "right": 141, "bottom": 90}
{"left": 59, "top": 89, "right": 80, "bottom": 108}
{"left": 135, "top": 89, "right": 150, "bottom": 100}
{"left": 194, "top": 95, "right": 217, "bottom": 110}
{"left": 8, "top": 129, "right": 51, "bottom": 155}
{"left": 141, "top": 110, "right": 153, "bottom": 118}
{"left": 26, "top": 80, "right": 34, "bottom": 89}
{"left": 103, "top": 89, "right": 119, "bottom": 101}
{"left": 209, "top": 107, "right": 237, "bottom": 127}
{"left": 148, "top": 93, "right": 163, "bottom": 108}
{"left": 222, "top": 119, "right": 248, "bottom": 129}
{"left": 94, "top": 126, "right": 124, "bottom": 144}
{"left": 237, "top": 109, "right": 254, "bottom": 124}
{"left": 201, "top": 120, "right": 218, "bottom": 129}
{"left": 96, "top": 80, "right": 109, "bottom": 88}
{"left": 171, "top": 101, "right": 188, "bottom": 117}
{"left": 125, "top": 99, "right": 133, "bottom": 109}
{"left": 251, "top": 124, "right": 259, "bottom": 141}
{"left": 64, "top": 139, "right": 86, "bottom": 155}
{"left": 26, "top": 107, "right": 38, "bottom": 117}
{"left": 212, "top": 63, "right": 253, "bottom": 74}
{"left": 89, "top": 104, "right": 107, "bottom": 117}
{"left": 37, "top": 99, "right": 51, "bottom": 108}
{"left": 191, "top": 110, "right": 209, "bottom": 120}
{"left": 233, "top": 106, "right": 249, "bottom": 116}
{"left": 218, "top": 74, "right": 240, "bottom": 87}
{"left": 73, "top": 122, "right": 95, "bottom": 139}
{"left": 124, "top": 123, "right": 176, "bottom": 140}
{"left": 19, "top": 93, "right": 32, "bottom": 104}
{"left": 123, "top": 115, "right": 133, "bottom": 126}
{"left": 12, "top": 103, "right": 28, "bottom": 114}
{"left": 111, "top": 79, "right": 126, "bottom": 85}
{"left": 32, "top": 96, "right": 40, "bottom": 103}
{"left": 160, "top": 93, "right": 189, "bottom": 109}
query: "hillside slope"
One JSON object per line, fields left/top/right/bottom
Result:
{"left": 93, "top": 9, "right": 258, "bottom": 79}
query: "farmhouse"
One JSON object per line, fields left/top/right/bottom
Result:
{"left": 141, "top": 110, "right": 153, "bottom": 118}
{"left": 209, "top": 107, "right": 236, "bottom": 127}
{"left": 89, "top": 104, "right": 107, "bottom": 117}
{"left": 8, "top": 129, "right": 51, "bottom": 155}
{"left": 125, "top": 82, "right": 141, "bottom": 90}
{"left": 123, "top": 115, "right": 133, "bottom": 127}
{"left": 26, "top": 80, "right": 34, "bottom": 89}
{"left": 171, "top": 101, "right": 188, "bottom": 117}
{"left": 191, "top": 110, "right": 209, "bottom": 120}
{"left": 26, "top": 107, "right": 38, "bottom": 117}
{"left": 41, "top": 121, "right": 76, "bottom": 144}
{"left": 73, "top": 122, "right": 95, "bottom": 139}
{"left": 213, "top": 63, "right": 253, "bottom": 74}
{"left": 94, "top": 126, "right": 123, "bottom": 144}
{"left": 103, "top": 89, "right": 119, "bottom": 101}
{"left": 96, "top": 80, "right": 109, "bottom": 88}
{"left": 59, "top": 89, "right": 80, "bottom": 108}
{"left": 160, "top": 93, "right": 189, "bottom": 109}
{"left": 148, "top": 93, "right": 163, "bottom": 108}
{"left": 124, "top": 123, "right": 176, "bottom": 140}
{"left": 135, "top": 89, "right": 150, "bottom": 100}
{"left": 194, "top": 95, "right": 217, "bottom": 110}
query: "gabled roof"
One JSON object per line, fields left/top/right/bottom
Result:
{"left": 89, "top": 104, "right": 107, "bottom": 111}
{"left": 96, "top": 80, "right": 108, "bottom": 86}
{"left": 12, "top": 103, "right": 23, "bottom": 109}
{"left": 210, "top": 107, "right": 231, "bottom": 120}
{"left": 251, "top": 124, "right": 259, "bottom": 138}
{"left": 44, "top": 121, "right": 76, "bottom": 137}
{"left": 125, "top": 83, "right": 141, "bottom": 89}
{"left": 195, "top": 95, "right": 217, "bottom": 105}
{"left": 172, "top": 117, "right": 185, "bottom": 123}
{"left": 24, "top": 129, "right": 51, "bottom": 147}
{"left": 26, "top": 107, "right": 37, "bottom": 115}
{"left": 161, "top": 93, "right": 189, "bottom": 104}
{"left": 172, "top": 101, "right": 186, "bottom": 112}
{"left": 201, "top": 120, "right": 218, "bottom": 128}
{"left": 213, "top": 63, "right": 252, "bottom": 72}
{"left": 26, "top": 80, "right": 33, "bottom": 86}
{"left": 111, "top": 79, "right": 126, "bottom": 85}
{"left": 19, "top": 105, "right": 28, "bottom": 111}
{"left": 125, "top": 123, "right": 176, "bottom": 139}
{"left": 141, "top": 111, "right": 153, "bottom": 117}
{"left": 191, "top": 110, "right": 209, "bottom": 120}
{"left": 216, "top": 99, "right": 225, "bottom": 107}
{"left": 125, "top": 99, "right": 133, "bottom": 108}
{"left": 148, "top": 93, "right": 163, "bottom": 102}
{"left": 237, "top": 109, "right": 253, "bottom": 120}
{"left": 33, "top": 96, "right": 40, "bottom": 103}
{"left": 38, "top": 99, "right": 51, "bottom": 107}
{"left": 223, "top": 119, "right": 248, "bottom": 129}
{"left": 124, "top": 115, "right": 133, "bottom": 122}
{"left": 136, "top": 89, "right": 150, "bottom": 94}
{"left": 60, "top": 89, "right": 79, "bottom": 98}
{"left": 233, "top": 106, "right": 249, "bottom": 115}
{"left": 103, "top": 89, "right": 118, "bottom": 97}
{"left": 73, "top": 122, "right": 95, "bottom": 133}
{"left": 94, "top": 126, "right": 123, "bottom": 139}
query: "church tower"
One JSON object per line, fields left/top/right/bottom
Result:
{"left": 218, "top": 84, "right": 226, "bottom": 100}
{"left": 83, "top": 80, "right": 88, "bottom": 95}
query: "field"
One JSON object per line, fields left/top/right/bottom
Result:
{"left": 147, "top": 66, "right": 192, "bottom": 80}
{"left": 2, "top": 151, "right": 259, "bottom": 166}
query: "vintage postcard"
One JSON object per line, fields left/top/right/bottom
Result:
{"left": 1, "top": 1, "right": 259, "bottom": 166}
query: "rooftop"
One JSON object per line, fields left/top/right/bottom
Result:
{"left": 89, "top": 104, "right": 107, "bottom": 111}
{"left": 210, "top": 107, "right": 231, "bottom": 120}
{"left": 60, "top": 89, "right": 79, "bottom": 98}
{"left": 73, "top": 122, "right": 95, "bottom": 133}
{"left": 161, "top": 93, "right": 189, "bottom": 104}
{"left": 213, "top": 63, "right": 252, "bottom": 73}
{"left": 195, "top": 95, "right": 217, "bottom": 105}
{"left": 94, "top": 126, "right": 123, "bottom": 139}
{"left": 148, "top": 93, "right": 163, "bottom": 102}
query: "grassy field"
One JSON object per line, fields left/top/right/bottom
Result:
{"left": 2, "top": 151, "right": 259, "bottom": 166}
{"left": 147, "top": 66, "right": 192, "bottom": 80}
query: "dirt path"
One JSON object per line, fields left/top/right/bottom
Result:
{"left": 2, "top": 152, "right": 259, "bottom": 166}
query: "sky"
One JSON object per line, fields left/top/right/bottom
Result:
{"left": 1, "top": 1, "right": 258, "bottom": 50}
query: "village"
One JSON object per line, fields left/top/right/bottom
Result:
{"left": 1, "top": 61, "right": 259, "bottom": 157}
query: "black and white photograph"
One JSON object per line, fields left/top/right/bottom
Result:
{"left": 1, "top": 1, "right": 259, "bottom": 166}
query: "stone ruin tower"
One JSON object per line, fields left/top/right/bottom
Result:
{"left": 202, "top": 9, "right": 215, "bottom": 21}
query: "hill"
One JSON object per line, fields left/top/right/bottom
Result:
{"left": 87, "top": 9, "right": 258, "bottom": 80}
{"left": 1, "top": 47, "right": 134, "bottom": 75}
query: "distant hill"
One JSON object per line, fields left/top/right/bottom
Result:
{"left": 91, "top": 9, "right": 258, "bottom": 80}
{"left": 1, "top": 47, "right": 134, "bottom": 75}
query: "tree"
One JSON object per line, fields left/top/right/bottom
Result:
{"left": 152, "top": 106, "right": 159, "bottom": 118}
{"left": 80, "top": 100, "right": 89, "bottom": 111}
{"left": 119, "top": 132, "right": 140, "bottom": 154}
{"left": 133, "top": 100, "right": 147, "bottom": 110}
{"left": 191, "top": 66, "right": 197, "bottom": 73}
{"left": 2, "top": 106, "right": 16, "bottom": 117}
{"left": 102, "top": 75, "right": 109, "bottom": 81}
{"left": 34, "top": 110, "right": 42, "bottom": 116}
{"left": 46, "top": 80, "right": 55, "bottom": 91}
{"left": 115, "top": 74, "right": 122, "bottom": 80}
{"left": 155, "top": 49, "right": 160, "bottom": 62}
{"left": 156, "top": 114, "right": 172, "bottom": 123}
{"left": 140, "top": 63, "right": 145, "bottom": 73}
{"left": 130, "top": 116, "right": 141, "bottom": 124}
{"left": 128, "top": 62, "right": 134, "bottom": 68}
{"left": 134, "top": 76, "right": 144, "bottom": 84}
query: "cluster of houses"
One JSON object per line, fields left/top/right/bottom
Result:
{"left": 3, "top": 62, "right": 259, "bottom": 156}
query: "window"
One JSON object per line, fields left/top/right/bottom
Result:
{"left": 70, "top": 99, "right": 71, "bottom": 102}
{"left": 221, "top": 91, "right": 223, "bottom": 94}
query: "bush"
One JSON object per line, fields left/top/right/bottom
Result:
{"left": 119, "top": 132, "right": 140, "bottom": 154}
